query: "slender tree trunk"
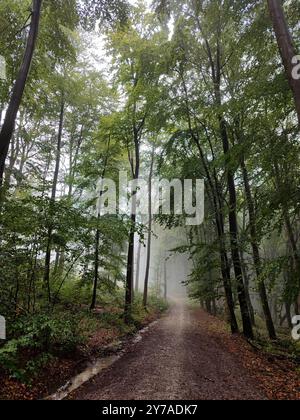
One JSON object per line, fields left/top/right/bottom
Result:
{"left": 90, "top": 226, "right": 100, "bottom": 310}
{"left": 240, "top": 207, "right": 256, "bottom": 327}
{"left": 14, "top": 253, "right": 20, "bottom": 314}
{"left": 201, "top": 148, "right": 238, "bottom": 333}
{"left": 180, "top": 70, "right": 238, "bottom": 333}
{"left": 124, "top": 183, "right": 138, "bottom": 321}
{"left": 267, "top": 0, "right": 300, "bottom": 126}
{"left": 284, "top": 214, "right": 300, "bottom": 270}
{"left": 3, "top": 122, "right": 19, "bottom": 192}
{"left": 164, "top": 254, "right": 167, "bottom": 301}
{"left": 28, "top": 239, "right": 38, "bottom": 313}
{"left": 285, "top": 301, "right": 293, "bottom": 329}
{"left": 194, "top": 8, "right": 253, "bottom": 336}
{"left": 241, "top": 158, "right": 276, "bottom": 339}
{"left": 219, "top": 117, "right": 253, "bottom": 339}
{"left": 273, "top": 161, "right": 300, "bottom": 309}
{"left": 135, "top": 240, "right": 142, "bottom": 293}
{"left": 240, "top": 248, "right": 256, "bottom": 326}
{"left": 208, "top": 35, "right": 253, "bottom": 338}
{"left": 212, "top": 298, "right": 217, "bottom": 316}
{"left": 125, "top": 218, "right": 135, "bottom": 319}
{"left": 274, "top": 161, "right": 300, "bottom": 318}
{"left": 57, "top": 250, "right": 65, "bottom": 277}
{"left": 205, "top": 299, "right": 212, "bottom": 315}
{"left": 43, "top": 94, "right": 65, "bottom": 303}
{"left": 53, "top": 251, "right": 60, "bottom": 275}
{"left": 68, "top": 125, "right": 84, "bottom": 198}
{"left": 0, "top": 0, "right": 42, "bottom": 186}
{"left": 143, "top": 149, "right": 155, "bottom": 308}
{"left": 124, "top": 109, "right": 143, "bottom": 321}
{"left": 155, "top": 264, "right": 161, "bottom": 297}
{"left": 90, "top": 137, "right": 111, "bottom": 310}
{"left": 51, "top": 95, "right": 64, "bottom": 203}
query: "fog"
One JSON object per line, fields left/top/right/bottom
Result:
{"left": 135, "top": 222, "right": 192, "bottom": 301}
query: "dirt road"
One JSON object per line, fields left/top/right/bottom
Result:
{"left": 70, "top": 302, "right": 266, "bottom": 400}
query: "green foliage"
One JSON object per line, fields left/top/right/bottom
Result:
{"left": 79, "top": 0, "right": 129, "bottom": 30}
{"left": 1, "top": 0, "right": 300, "bottom": 393}
{"left": 0, "top": 312, "right": 83, "bottom": 381}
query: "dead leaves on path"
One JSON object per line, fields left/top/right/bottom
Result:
{"left": 228, "top": 335, "right": 300, "bottom": 400}
{"left": 199, "top": 311, "right": 300, "bottom": 400}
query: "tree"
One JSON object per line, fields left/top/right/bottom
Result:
{"left": 0, "top": 0, "right": 42, "bottom": 186}
{"left": 135, "top": 240, "right": 142, "bottom": 293}
{"left": 143, "top": 147, "right": 155, "bottom": 308}
{"left": 90, "top": 136, "right": 111, "bottom": 310}
{"left": 267, "top": 0, "right": 300, "bottom": 126}
{"left": 107, "top": 6, "right": 168, "bottom": 320}
{"left": 194, "top": 3, "right": 253, "bottom": 340}
{"left": 43, "top": 90, "right": 65, "bottom": 303}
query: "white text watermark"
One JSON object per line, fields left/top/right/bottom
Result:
{"left": 292, "top": 55, "right": 300, "bottom": 80}
{"left": 0, "top": 315, "right": 6, "bottom": 340}
{"left": 0, "top": 55, "right": 6, "bottom": 81}
{"left": 95, "top": 172, "right": 205, "bottom": 226}
{"left": 292, "top": 315, "right": 300, "bottom": 341}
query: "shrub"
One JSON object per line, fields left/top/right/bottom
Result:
{"left": 0, "top": 312, "right": 84, "bottom": 381}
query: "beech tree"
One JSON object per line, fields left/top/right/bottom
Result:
{"left": 267, "top": 0, "right": 300, "bottom": 126}
{"left": 0, "top": 0, "right": 42, "bottom": 187}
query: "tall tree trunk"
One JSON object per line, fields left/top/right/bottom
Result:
{"left": 90, "top": 227, "right": 100, "bottom": 310}
{"left": 3, "top": 114, "right": 21, "bottom": 192}
{"left": 135, "top": 240, "right": 142, "bottom": 293}
{"left": 143, "top": 148, "right": 155, "bottom": 308}
{"left": 124, "top": 109, "right": 143, "bottom": 321}
{"left": 240, "top": 247, "right": 256, "bottom": 326}
{"left": 43, "top": 93, "right": 65, "bottom": 303}
{"left": 50, "top": 95, "right": 64, "bottom": 203}
{"left": 240, "top": 208, "right": 255, "bottom": 326}
{"left": 205, "top": 299, "right": 212, "bottom": 315}
{"left": 0, "top": 0, "right": 42, "bottom": 186}
{"left": 219, "top": 118, "right": 253, "bottom": 339}
{"left": 164, "top": 253, "right": 167, "bottom": 301}
{"left": 125, "top": 218, "right": 135, "bottom": 320}
{"left": 155, "top": 263, "right": 161, "bottom": 297}
{"left": 14, "top": 247, "right": 20, "bottom": 314}
{"left": 284, "top": 214, "right": 300, "bottom": 271}
{"left": 267, "top": 0, "right": 300, "bottom": 126}
{"left": 212, "top": 298, "right": 217, "bottom": 316}
{"left": 274, "top": 161, "right": 300, "bottom": 326}
{"left": 273, "top": 161, "right": 300, "bottom": 308}
{"left": 90, "top": 136, "right": 111, "bottom": 310}
{"left": 241, "top": 158, "right": 276, "bottom": 339}
{"left": 179, "top": 70, "right": 238, "bottom": 333}
{"left": 68, "top": 124, "right": 84, "bottom": 198}
{"left": 143, "top": 225, "right": 152, "bottom": 308}
{"left": 207, "top": 31, "right": 253, "bottom": 338}
{"left": 200, "top": 146, "right": 238, "bottom": 333}
{"left": 285, "top": 301, "right": 293, "bottom": 329}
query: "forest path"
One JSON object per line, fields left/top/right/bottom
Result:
{"left": 70, "top": 301, "right": 265, "bottom": 400}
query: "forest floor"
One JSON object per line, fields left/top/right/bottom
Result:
{"left": 68, "top": 301, "right": 300, "bottom": 400}
{"left": 0, "top": 301, "right": 165, "bottom": 400}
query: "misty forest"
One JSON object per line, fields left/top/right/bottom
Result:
{"left": 0, "top": 0, "right": 300, "bottom": 401}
